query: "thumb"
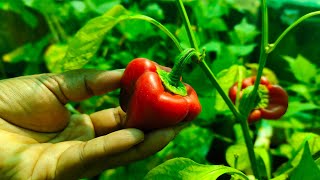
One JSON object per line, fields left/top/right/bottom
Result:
{"left": 54, "top": 128, "right": 144, "bottom": 179}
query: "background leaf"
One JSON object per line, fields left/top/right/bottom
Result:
{"left": 282, "top": 55, "right": 317, "bottom": 84}
{"left": 214, "top": 65, "right": 248, "bottom": 113}
{"left": 144, "top": 157, "right": 248, "bottom": 180}
{"left": 290, "top": 142, "right": 320, "bottom": 180}
{"left": 57, "top": 5, "right": 129, "bottom": 71}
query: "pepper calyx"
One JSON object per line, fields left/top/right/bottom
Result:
{"left": 157, "top": 68, "right": 187, "bottom": 96}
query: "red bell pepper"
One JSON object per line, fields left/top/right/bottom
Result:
{"left": 229, "top": 76, "right": 288, "bottom": 123}
{"left": 120, "top": 53, "right": 201, "bottom": 130}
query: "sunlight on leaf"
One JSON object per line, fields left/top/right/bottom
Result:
{"left": 215, "top": 65, "right": 248, "bottom": 113}
{"left": 284, "top": 101, "right": 320, "bottom": 117}
{"left": 144, "top": 157, "right": 248, "bottom": 180}
{"left": 282, "top": 55, "right": 317, "bottom": 84}
{"left": 56, "top": 5, "right": 129, "bottom": 72}
{"left": 290, "top": 141, "right": 320, "bottom": 180}
{"left": 226, "top": 144, "right": 251, "bottom": 171}
{"left": 233, "top": 18, "right": 260, "bottom": 44}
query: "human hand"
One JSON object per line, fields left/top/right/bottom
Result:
{"left": 0, "top": 69, "right": 178, "bottom": 180}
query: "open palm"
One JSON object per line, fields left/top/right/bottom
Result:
{"left": 0, "top": 69, "right": 176, "bottom": 180}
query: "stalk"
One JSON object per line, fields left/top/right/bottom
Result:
{"left": 168, "top": 48, "right": 198, "bottom": 86}
{"left": 158, "top": 48, "right": 200, "bottom": 96}
{"left": 175, "top": 0, "right": 261, "bottom": 179}
{"left": 267, "top": 11, "right": 320, "bottom": 53}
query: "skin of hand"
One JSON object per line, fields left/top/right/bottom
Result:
{"left": 0, "top": 69, "right": 181, "bottom": 180}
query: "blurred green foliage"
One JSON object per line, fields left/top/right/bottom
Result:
{"left": 1, "top": 0, "right": 320, "bottom": 179}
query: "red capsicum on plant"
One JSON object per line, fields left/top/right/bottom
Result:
{"left": 120, "top": 49, "right": 202, "bottom": 130}
{"left": 229, "top": 76, "right": 288, "bottom": 123}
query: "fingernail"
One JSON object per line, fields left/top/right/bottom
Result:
{"left": 128, "top": 128, "right": 145, "bottom": 142}
{"left": 116, "top": 69, "right": 125, "bottom": 73}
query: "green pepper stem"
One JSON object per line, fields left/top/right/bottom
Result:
{"left": 169, "top": 48, "right": 198, "bottom": 86}
{"left": 157, "top": 48, "right": 201, "bottom": 96}
{"left": 176, "top": 0, "right": 262, "bottom": 179}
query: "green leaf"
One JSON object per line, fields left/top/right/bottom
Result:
{"left": 44, "top": 43, "right": 68, "bottom": 73}
{"left": 290, "top": 133, "right": 320, "bottom": 165}
{"left": 201, "top": 41, "right": 221, "bottom": 53}
{"left": 22, "top": 0, "right": 58, "bottom": 15}
{"left": 85, "top": 0, "right": 121, "bottom": 15}
{"left": 145, "top": 3, "right": 165, "bottom": 20}
{"left": 227, "top": 0, "right": 261, "bottom": 15}
{"left": 227, "top": 44, "right": 257, "bottom": 56}
{"left": 226, "top": 144, "right": 251, "bottom": 171}
{"left": 231, "top": 18, "right": 260, "bottom": 44}
{"left": 284, "top": 101, "right": 320, "bottom": 117}
{"left": 57, "top": 5, "right": 129, "bottom": 71}
{"left": 255, "top": 148, "right": 272, "bottom": 179}
{"left": 274, "top": 132, "right": 320, "bottom": 176}
{"left": 2, "top": 36, "right": 50, "bottom": 63}
{"left": 270, "top": 174, "right": 289, "bottom": 180}
{"left": 245, "top": 63, "right": 279, "bottom": 84}
{"left": 282, "top": 55, "right": 317, "bottom": 84}
{"left": 144, "top": 158, "right": 248, "bottom": 180}
{"left": 118, "top": 18, "right": 156, "bottom": 40}
{"left": 214, "top": 65, "right": 248, "bottom": 113}
{"left": 211, "top": 44, "right": 237, "bottom": 74}
{"left": 287, "top": 84, "right": 312, "bottom": 101}
{"left": 290, "top": 142, "right": 320, "bottom": 180}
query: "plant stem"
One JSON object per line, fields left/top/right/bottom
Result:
{"left": 52, "top": 15, "right": 68, "bottom": 42}
{"left": 241, "top": 0, "right": 269, "bottom": 177}
{"left": 267, "top": 11, "right": 320, "bottom": 53}
{"left": 175, "top": 0, "right": 199, "bottom": 52}
{"left": 250, "top": 0, "right": 269, "bottom": 111}
{"left": 176, "top": 0, "right": 261, "bottom": 179}
{"left": 45, "top": 14, "right": 60, "bottom": 42}
{"left": 158, "top": 48, "right": 200, "bottom": 96}
{"left": 169, "top": 48, "right": 198, "bottom": 86}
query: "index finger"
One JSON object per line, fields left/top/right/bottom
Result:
{"left": 48, "top": 69, "right": 124, "bottom": 102}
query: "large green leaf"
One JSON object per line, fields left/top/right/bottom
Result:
{"left": 282, "top": 55, "right": 317, "bottom": 84}
{"left": 57, "top": 5, "right": 129, "bottom": 71}
{"left": 226, "top": 144, "right": 251, "bottom": 171}
{"left": 274, "top": 133, "right": 320, "bottom": 176}
{"left": 214, "top": 65, "right": 248, "bottom": 113}
{"left": 290, "top": 141, "right": 320, "bottom": 180}
{"left": 231, "top": 18, "right": 260, "bottom": 44}
{"left": 284, "top": 101, "right": 320, "bottom": 117}
{"left": 144, "top": 158, "right": 248, "bottom": 180}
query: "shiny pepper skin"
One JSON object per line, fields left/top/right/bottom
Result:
{"left": 120, "top": 58, "right": 201, "bottom": 130}
{"left": 229, "top": 76, "right": 288, "bottom": 123}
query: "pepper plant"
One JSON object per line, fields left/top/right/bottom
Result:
{"left": 2, "top": 0, "right": 320, "bottom": 179}
{"left": 55, "top": 0, "right": 320, "bottom": 179}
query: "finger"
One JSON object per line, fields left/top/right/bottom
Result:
{"left": 43, "top": 69, "right": 124, "bottom": 103}
{"left": 0, "top": 69, "right": 123, "bottom": 133}
{"left": 55, "top": 128, "right": 144, "bottom": 179}
{"left": 90, "top": 107, "right": 126, "bottom": 137}
{"left": 81, "top": 128, "right": 175, "bottom": 177}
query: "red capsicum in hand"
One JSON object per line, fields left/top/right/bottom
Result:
{"left": 120, "top": 49, "right": 202, "bottom": 130}
{"left": 229, "top": 76, "right": 288, "bottom": 123}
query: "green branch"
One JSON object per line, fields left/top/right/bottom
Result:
{"left": 267, "top": 11, "right": 320, "bottom": 53}
{"left": 175, "top": 0, "right": 199, "bottom": 51}
{"left": 175, "top": 0, "right": 261, "bottom": 179}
